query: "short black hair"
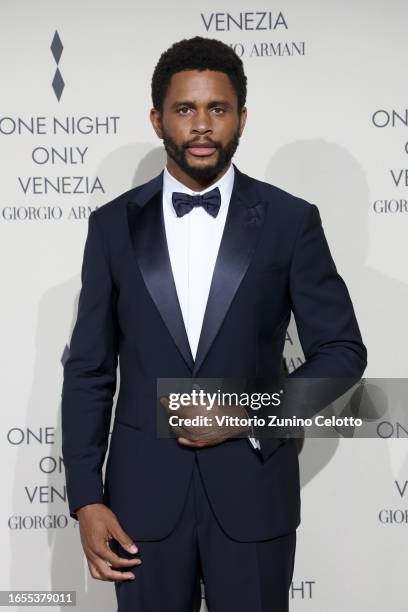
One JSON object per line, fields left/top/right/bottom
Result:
{"left": 151, "top": 36, "right": 247, "bottom": 113}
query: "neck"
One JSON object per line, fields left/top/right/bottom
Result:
{"left": 166, "top": 159, "right": 231, "bottom": 191}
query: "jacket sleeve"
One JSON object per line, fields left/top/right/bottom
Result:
{"left": 258, "top": 203, "right": 367, "bottom": 462}
{"left": 61, "top": 211, "right": 119, "bottom": 519}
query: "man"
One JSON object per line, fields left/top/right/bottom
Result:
{"left": 61, "top": 36, "right": 367, "bottom": 611}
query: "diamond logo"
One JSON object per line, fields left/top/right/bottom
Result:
{"left": 51, "top": 31, "right": 64, "bottom": 100}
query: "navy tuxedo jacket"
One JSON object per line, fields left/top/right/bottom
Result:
{"left": 61, "top": 163, "right": 367, "bottom": 542}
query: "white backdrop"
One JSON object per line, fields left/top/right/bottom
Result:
{"left": 1, "top": 1, "right": 407, "bottom": 610}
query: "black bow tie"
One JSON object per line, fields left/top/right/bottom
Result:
{"left": 171, "top": 186, "right": 221, "bottom": 218}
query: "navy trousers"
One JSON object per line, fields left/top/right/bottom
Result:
{"left": 113, "top": 453, "right": 296, "bottom": 611}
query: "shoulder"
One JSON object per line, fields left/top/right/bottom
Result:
{"left": 84, "top": 173, "right": 162, "bottom": 261}
{"left": 89, "top": 170, "right": 163, "bottom": 230}
{"left": 239, "top": 168, "right": 318, "bottom": 221}
{"left": 91, "top": 185, "right": 143, "bottom": 225}
{"left": 236, "top": 168, "right": 322, "bottom": 254}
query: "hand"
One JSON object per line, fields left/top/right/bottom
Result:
{"left": 159, "top": 395, "right": 250, "bottom": 448}
{"left": 76, "top": 503, "right": 142, "bottom": 581}
{"left": 176, "top": 433, "right": 232, "bottom": 448}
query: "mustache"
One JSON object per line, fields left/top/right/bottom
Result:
{"left": 183, "top": 139, "right": 220, "bottom": 149}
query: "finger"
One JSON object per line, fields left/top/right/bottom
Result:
{"left": 109, "top": 526, "right": 138, "bottom": 554}
{"left": 101, "top": 547, "right": 142, "bottom": 569}
{"left": 88, "top": 560, "right": 103, "bottom": 580}
{"left": 105, "top": 541, "right": 142, "bottom": 568}
{"left": 178, "top": 436, "right": 229, "bottom": 447}
{"left": 93, "top": 557, "right": 136, "bottom": 582}
{"left": 177, "top": 437, "right": 198, "bottom": 446}
{"left": 159, "top": 396, "right": 169, "bottom": 409}
{"left": 177, "top": 436, "right": 213, "bottom": 447}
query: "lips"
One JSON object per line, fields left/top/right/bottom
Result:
{"left": 187, "top": 144, "right": 217, "bottom": 157}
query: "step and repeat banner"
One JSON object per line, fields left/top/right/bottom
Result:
{"left": 1, "top": 1, "right": 407, "bottom": 610}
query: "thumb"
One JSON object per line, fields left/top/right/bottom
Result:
{"left": 159, "top": 395, "right": 169, "bottom": 407}
{"left": 110, "top": 520, "right": 138, "bottom": 554}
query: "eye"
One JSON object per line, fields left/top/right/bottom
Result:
{"left": 212, "top": 107, "right": 225, "bottom": 114}
{"left": 177, "top": 106, "right": 191, "bottom": 115}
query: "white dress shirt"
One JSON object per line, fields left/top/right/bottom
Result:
{"left": 162, "top": 163, "right": 261, "bottom": 451}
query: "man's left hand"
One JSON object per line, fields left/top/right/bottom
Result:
{"left": 159, "top": 395, "right": 250, "bottom": 448}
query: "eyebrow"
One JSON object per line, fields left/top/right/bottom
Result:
{"left": 170, "top": 100, "right": 233, "bottom": 110}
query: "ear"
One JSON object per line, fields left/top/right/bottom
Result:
{"left": 150, "top": 108, "right": 163, "bottom": 139}
{"left": 239, "top": 106, "right": 247, "bottom": 136}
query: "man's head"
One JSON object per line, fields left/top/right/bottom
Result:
{"left": 150, "top": 36, "right": 247, "bottom": 187}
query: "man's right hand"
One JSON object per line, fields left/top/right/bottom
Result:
{"left": 76, "top": 503, "right": 142, "bottom": 582}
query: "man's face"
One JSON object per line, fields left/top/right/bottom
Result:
{"left": 151, "top": 69, "right": 247, "bottom": 183}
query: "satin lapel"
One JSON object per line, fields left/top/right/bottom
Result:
{"left": 192, "top": 166, "right": 267, "bottom": 376}
{"left": 127, "top": 187, "right": 195, "bottom": 372}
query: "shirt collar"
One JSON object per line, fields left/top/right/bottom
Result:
{"left": 163, "top": 163, "right": 235, "bottom": 216}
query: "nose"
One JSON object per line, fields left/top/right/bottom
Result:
{"left": 190, "top": 108, "right": 213, "bottom": 135}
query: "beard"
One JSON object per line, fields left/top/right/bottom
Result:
{"left": 161, "top": 126, "right": 240, "bottom": 184}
